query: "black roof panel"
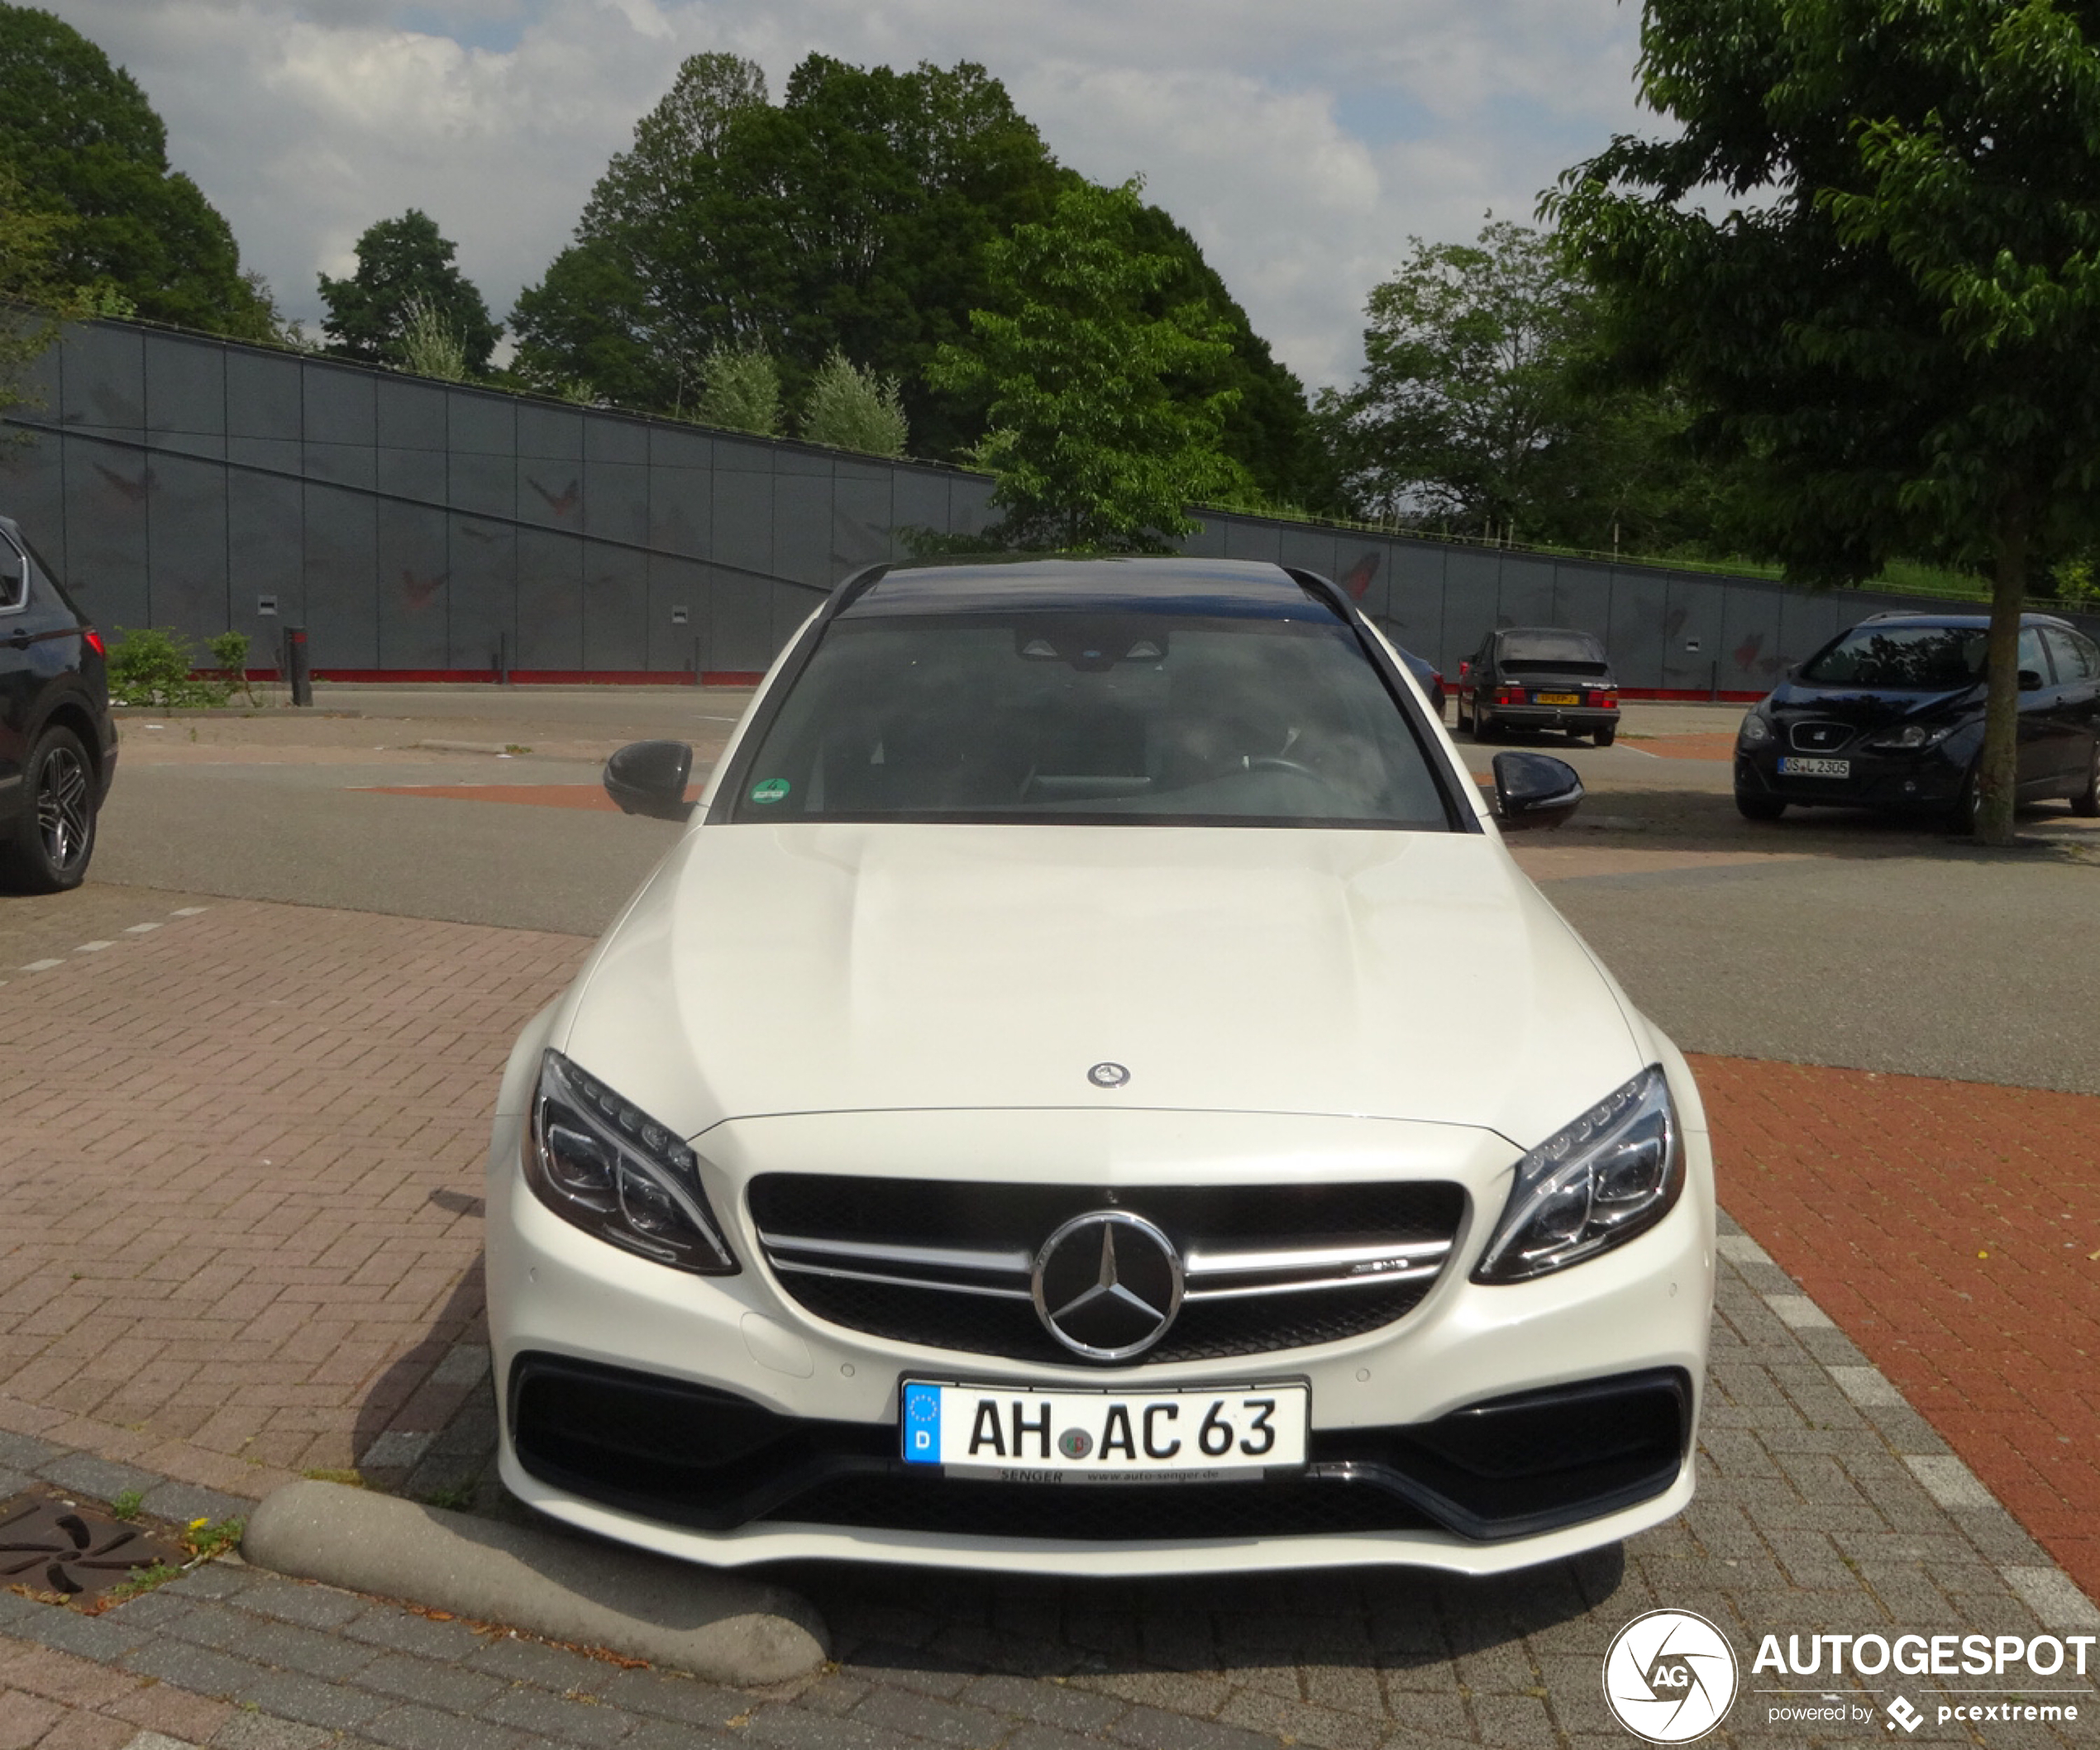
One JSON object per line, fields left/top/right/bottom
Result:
{"left": 845, "top": 557, "right": 1332, "bottom": 622}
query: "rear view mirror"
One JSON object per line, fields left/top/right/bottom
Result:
{"left": 1492, "top": 751, "right": 1584, "bottom": 831}
{"left": 604, "top": 740, "right": 696, "bottom": 822}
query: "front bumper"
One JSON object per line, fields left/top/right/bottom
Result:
{"left": 1483, "top": 705, "right": 1618, "bottom": 733}
{"left": 1735, "top": 745, "right": 1966, "bottom": 810}
{"left": 487, "top": 1092, "right": 1716, "bottom": 1576}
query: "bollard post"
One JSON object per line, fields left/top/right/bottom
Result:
{"left": 284, "top": 625, "right": 313, "bottom": 708}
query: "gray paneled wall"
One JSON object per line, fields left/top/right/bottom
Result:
{"left": 3, "top": 320, "right": 2091, "bottom": 690}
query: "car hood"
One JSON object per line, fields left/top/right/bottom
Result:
{"left": 557, "top": 824, "right": 1648, "bottom": 1149}
{"left": 1767, "top": 679, "right": 1978, "bottom": 723}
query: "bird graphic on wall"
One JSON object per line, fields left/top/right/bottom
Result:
{"left": 527, "top": 476, "right": 580, "bottom": 517}
{"left": 93, "top": 462, "right": 150, "bottom": 504}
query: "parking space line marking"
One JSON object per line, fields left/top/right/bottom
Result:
{"left": 20, "top": 958, "right": 63, "bottom": 972}
{"left": 1907, "top": 1454, "right": 1995, "bottom": 1509}
{"left": 1830, "top": 1364, "right": 1906, "bottom": 1406}
{"left": 1764, "top": 1292, "right": 1836, "bottom": 1328}
{"left": 2003, "top": 1566, "right": 2100, "bottom": 1629}
{"left": 75, "top": 940, "right": 113, "bottom": 952}
{"left": 124, "top": 923, "right": 160, "bottom": 934}
{"left": 169, "top": 906, "right": 208, "bottom": 916}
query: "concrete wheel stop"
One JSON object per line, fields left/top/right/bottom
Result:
{"left": 242, "top": 1480, "right": 828, "bottom": 1685}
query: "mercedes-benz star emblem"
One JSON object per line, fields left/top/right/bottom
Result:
{"left": 1087, "top": 1061, "right": 1130, "bottom": 1088}
{"left": 1032, "top": 1210, "right": 1184, "bottom": 1361}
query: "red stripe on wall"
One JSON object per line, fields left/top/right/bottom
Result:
{"left": 233, "top": 668, "right": 766, "bottom": 687}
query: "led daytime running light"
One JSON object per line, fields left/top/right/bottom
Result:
{"left": 1864, "top": 722, "right": 1954, "bottom": 751}
{"left": 525, "top": 1050, "right": 737, "bottom": 1275}
{"left": 1472, "top": 1066, "right": 1683, "bottom": 1285}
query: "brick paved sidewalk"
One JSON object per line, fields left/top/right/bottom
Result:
{"left": 1697, "top": 1053, "right": 2100, "bottom": 1605}
{"left": 1, "top": 894, "right": 587, "bottom": 1498}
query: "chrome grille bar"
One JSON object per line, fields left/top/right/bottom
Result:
{"left": 757, "top": 1229, "right": 1454, "bottom": 1304}
{"left": 760, "top": 1231, "right": 1030, "bottom": 1277}
{"left": 769, "top": 1258, "right": 1034, "bottom": 1301}
{"left": 1184, "top": 1238, "right": 1452, "bottom": 1278}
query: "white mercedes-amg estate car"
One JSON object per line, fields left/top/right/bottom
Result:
{"left": 485, "top": 557, "right": 1715, "bottom": 1576}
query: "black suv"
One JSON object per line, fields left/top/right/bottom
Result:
{"left": 0, "top": 515, "right": 116, "bottom": 890}
{"left": 1733, "top": 611, "right": 2100, "bottom": 826}
{"left": 1457, "top": 627, "right": 1620, "bottom": 745}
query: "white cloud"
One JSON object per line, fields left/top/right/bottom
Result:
{"left": 40, "top": 0, "right": 1645, "bottom": 388}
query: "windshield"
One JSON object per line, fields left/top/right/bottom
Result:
{"left": 723, "top": 610, "right": 1452, "bottom": 828}
{"left": 1798, "top": 626, "right": 1989, "bottom": 689}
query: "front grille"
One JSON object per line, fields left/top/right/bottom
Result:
{"left": 510, "top": 1354, "right": 1690, "bottom": 1543}
{"left": 747, "top": 1176, "right": 1467, "bottom": 1366}
{"left": 1788, "top": 720, "right": 1854, "bottom": 752}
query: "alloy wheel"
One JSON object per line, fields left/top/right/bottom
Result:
{"left": 35, "top": 742, "right": 90, "bottom": 870}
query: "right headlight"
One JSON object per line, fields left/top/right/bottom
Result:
{"left": 523, "top": 1049, "right": 737, "bottom": 1275}
{"left": 1472, "top": 1066, "right": 1684, "bottom": 1284}
{"left": 1737, "top": 710, "right": 1773, "bottom": 745}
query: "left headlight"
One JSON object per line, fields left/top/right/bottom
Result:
{"left": 1864, "top": 722, "right": 1954, "bottom": 752}
{"left": 1472, "top": 1066, "right": 1684, "bottom": 1285}
{"left": 523, "top": 1049, "right": 737, "bottom": 1275}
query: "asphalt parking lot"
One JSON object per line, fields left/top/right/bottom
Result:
{"left": 1, "top": 685, "right": 2095, "bottom": 1749}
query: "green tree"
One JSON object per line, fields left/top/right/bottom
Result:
{"left": 694, "top": 343, "right": 781, "bottom": 436}
{"left": 799, "top": 349, "right": 908, "bottom": 455}
{"left": 509, "top": 54, "right": 1318, "bottom": 495}
{"left": 1124, "top": 202, "right": 1330, "bottom": 513}
{"left": 394, "top": 296, "right": 468, "bottom": 382}
{"left": 0, "top": 169, "right": 77, "bottom": 417}
{"left": 0, "top": 3, "right": 272, "bottom": 338}
{"left": 1324, "top": 222, "right": 1588, "bottom": 532}
{"left": 1554, "top": 0, "right": 2100, "bottom": 844}
{"left": 318, "top": 209, "right": 500, "bottom": 374}
{"left": 931, "top": 179, "right": 1246, "bottom": 551}
{"left": 509, "top": 242, "right": 661, "bottom": 407}
{"left": 1319, "top": 220, "right": 1735, "bottom": 552}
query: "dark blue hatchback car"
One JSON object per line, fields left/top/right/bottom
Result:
{"left": 1733, "top": 611, "right": 2100, "bottom": 828}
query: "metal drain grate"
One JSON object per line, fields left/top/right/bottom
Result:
{"left": 0, "top": 1491, "right": 184, "bottom": 1609}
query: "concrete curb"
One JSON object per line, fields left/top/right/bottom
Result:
{"left": 241, "top": 1480, "right": 828, "bottom": 1685}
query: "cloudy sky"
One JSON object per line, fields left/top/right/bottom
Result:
{"left": 40, "top": 0, "right": 1652, "bottom": 390}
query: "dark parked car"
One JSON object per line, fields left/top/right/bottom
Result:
{"left": 0, "top": 515, "right": 116, "bottom": 891}
{"left": 1733, "top": 611, "right": 2100, "bottom": 827}
{"left": 1457, "top": 627, "right": 1620, "bottom": 745}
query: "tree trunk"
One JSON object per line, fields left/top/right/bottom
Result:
{"left": 1977, "top": 498, "right": 2028, "bottom": 846}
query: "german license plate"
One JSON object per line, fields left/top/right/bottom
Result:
{"left": 900, "top": 1380, "right": 1309, "bottom": 1482}
{"left": 1534, "top": 691, "right": 1581, "bottom": 706}
{"left": 1778, "top": 756, "right": 1850, "bottom": 778}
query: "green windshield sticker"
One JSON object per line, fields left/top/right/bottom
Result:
{"left": 748, "top": 777, "right": 791, "bottom": 805}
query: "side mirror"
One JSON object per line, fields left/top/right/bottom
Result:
{"left": 1492, "top": 751, "right": 1584, "bottom": 831}
{"left": 604, "top": 740, "right": 696, "bottom": 822}
{"left": 2019, "top": 668, "right": 2045, "bottom": 692}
